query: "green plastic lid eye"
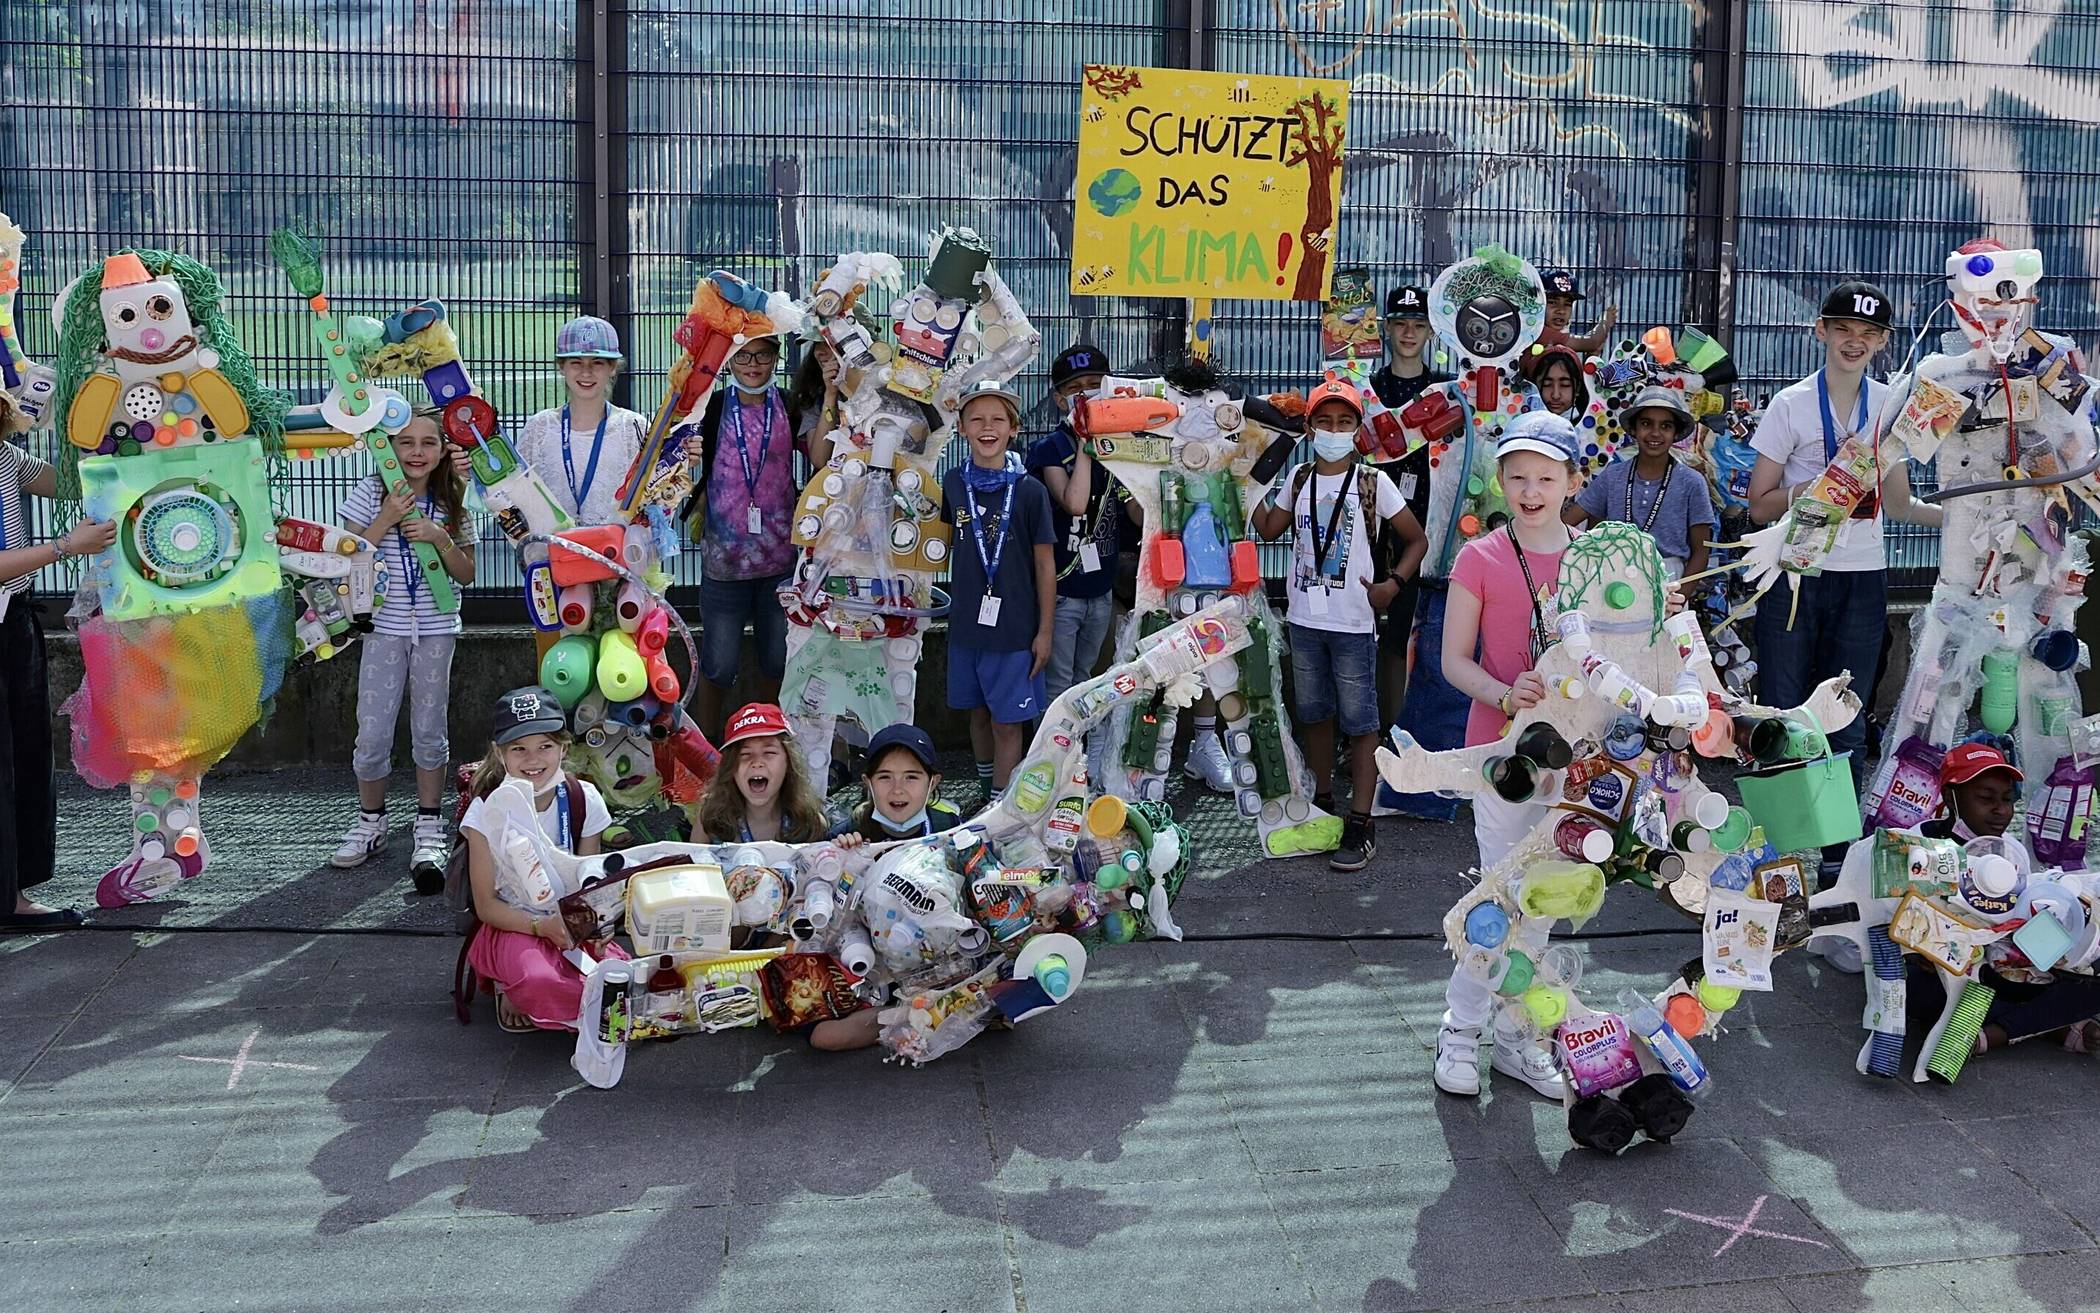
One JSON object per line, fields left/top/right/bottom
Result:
{"left": 1604, "top": 581, "right": 1636, "bottom": 610}
{"left": 2014, "top": 251, "right": 2042, "bottom": 276}
{"left": 1467, "top": 476, "right": 1485, "bottom": 496}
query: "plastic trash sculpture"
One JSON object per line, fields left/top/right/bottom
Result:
{"left": 476, "top": 599, "right": 1246, "bottom": 1088}
{"left": 1546, "top": 324, "right": 1741, "bottom": 482}
{"left": 0, "top": 213, "right": 57, "bottom": 433}
{"left": 1069, "top": 363, "right": 1339, "bottom": 857}
{"left": 481, "top": 267, "right": 799, "bottom": 824}
{"left": 1376, "top": 521, "right": 1863, "bottom": 1151}
{"left": 46, "top": 237, "right": 385, "bottom": 908}
{"left": 778, "top": 228, "right": 1041, "bottom": 780}
{"left": 1808, "top": 829, "right": 2099, "bottom": 1084}
{"left": 1776, "top": 241, "right": 2100, "bottom": 1082}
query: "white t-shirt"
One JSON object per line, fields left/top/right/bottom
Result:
{"left": 514, "top": 405, "right": 650, "bottom": 526}
{"left": 1750, "top": 372, "right": 1892, "bottom": 573}
{"left": 339, "top": 475, "right": 468, "bottom": 638}
{"left": 460, "top": 772, "right": 612, "bottom": 911}
{"left": 1277, "top": 461, "right": 1405, "bottom": 634}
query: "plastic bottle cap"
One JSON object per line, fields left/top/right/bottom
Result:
{"left": 1603, "top": 581, "right": 1636, "bottom": 610}
{"left": 1521, "top": 985, "right": 1567, "bottom": 1031}
{"left": 1695, "top": 980, "right": 1741, "bottom": 1011}
{"left": 1464, "top": 902, "right": 1510, "bottom": 948}
{"left": 1663, "top": 993, "right": 1706, "bottom": 1036}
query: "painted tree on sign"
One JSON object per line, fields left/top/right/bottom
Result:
{"left": 1083, "top": 65, "right": 1144, "bottom": 102}
{"left": 1285, "top": 92, "right": 1345, "bottom": 300}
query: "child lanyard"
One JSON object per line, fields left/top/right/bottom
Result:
{"left": 1817, "top": 370, "right": 1875, "bottom": 518}
{"left": 1507, "top": 526, "right": 1559, "bottom": 664}
{"left": 730, "top": 390, "right": 777, "bottom": 536}
{"left": 970, "top": 474, "right": 1017, "bottom": 624}
{"left": 1623, "top": 459, "right": 1673, "bottom": 534}
{"left": 394, "top": 490, "right": 435, "bottom": 640}
{"left": 1059, "top": 449, "right": 1112, "bottom": 579}
{"left": 560, "top": 405, "right": 607, "bottom": 515}
{"left": 1309, "top": 464, "right": 1357, "bottom": 588}
{"left": 1817, "top": 369, "right": 1870, "bottom": 463}
{"left": 544, "top": 775, "right": 572, "bottom": 851}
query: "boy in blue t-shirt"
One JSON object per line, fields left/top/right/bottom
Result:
{"left": 942, "top": 379, "right": 1056, "bottom": 801}
{"left": 1024, "top": 344, "right": 1136, "bottom": 705}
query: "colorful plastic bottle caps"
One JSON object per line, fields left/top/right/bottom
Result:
{"left": 1465, "top": 902, "right": 1510, "bottom": 948}
{"left": 1495, "top": 949, "right": 1536, "bottom": 996}
{"left": 1033, "top": 953, "right": 1072, "bottom": 998}
{"left": 1086, "top": 794, "right": 1128, "bottom": 839}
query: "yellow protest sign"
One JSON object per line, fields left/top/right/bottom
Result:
{"left": 1072, "top": 64, "right": 1348, "bottom": 303}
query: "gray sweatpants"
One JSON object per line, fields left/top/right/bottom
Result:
{"left": 353, "top": 633, "right": 457, "bottom": 782}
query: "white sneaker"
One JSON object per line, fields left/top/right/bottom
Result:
{"left": 1183, "top": 731, "right": 1234, "bottom": 793}
{"left": 330, "top": 812, "right": 388, "bottom": 868}
{"left": 410, "top": 815, "right": 449, "bottom": 891}
{"left": 1434, "top": 1023, "right": 1482, "bottom": 1096}
{"left": 1490, "top": 1031, "right": 1569, "bottom": 1100}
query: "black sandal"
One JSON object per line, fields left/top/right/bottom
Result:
{"left": 0, "top": 907, "right": 87, "bottom": 932}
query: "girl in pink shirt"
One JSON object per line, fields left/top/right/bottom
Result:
{"left": 1434, "top": 412, "right": 1582, "bottom": 1105}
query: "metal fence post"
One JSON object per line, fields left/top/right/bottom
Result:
{"left": 580, "top": 0, "right": 633, "bottom": 408}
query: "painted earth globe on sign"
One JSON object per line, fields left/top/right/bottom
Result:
{"left": 1087, "top": 168, "right": 1143, "bottom": 218}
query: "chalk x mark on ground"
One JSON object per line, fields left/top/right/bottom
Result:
{"left": 1663, "top": 1194, "right": 1831, "bottom": 1258}
{"left": 177, "top": 1028, "right": 321, "bottom": 1090}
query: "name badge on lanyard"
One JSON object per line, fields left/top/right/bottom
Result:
{"left": 732, "top": 392, "right": 775, "bottom": 537}
{"left": 971, "top": 476, "right": 1017, "bottom": 627}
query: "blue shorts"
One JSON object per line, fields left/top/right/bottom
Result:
{"left": 699, "top": 570, "right": 792, "bottom": 687}
{"left": 1288, "top": 623, "right": 1380, "bottom": 737}
{"left": 948, "top": 646, "right": 1046, "bottom": 724}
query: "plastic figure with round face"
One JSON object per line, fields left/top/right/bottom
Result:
{"left": 1945, "top": 242, "right": 2043, "bottom": 363}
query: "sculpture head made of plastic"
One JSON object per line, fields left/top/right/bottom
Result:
{"left": 1428, "top": 245, "right": 1547, "bottom": 372}
{"left": 96, "top": 251, "right": 213, "bottom": 387}
{"left": 1945, "top": 238, "right": 2043, "bottom": 363}
{"left": 1555, "top": 519, "right": 1672, "bottom": 647}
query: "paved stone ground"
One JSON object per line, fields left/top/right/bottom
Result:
{"left": 7, "top": 771, "right": 2100, "bottom": 1313}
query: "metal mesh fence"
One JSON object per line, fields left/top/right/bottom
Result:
{"left": 2, "top": 0, "right": 580, "bottom": 602}
{"left": 9, "top": 0, "right": 2098, "bottom": 602}
{"left": 1735, "top": 0, "right": 2100, "bottom": 582}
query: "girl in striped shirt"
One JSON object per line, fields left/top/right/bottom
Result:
{"left": 332, "top": 411, "right": 477, "bottom": 888}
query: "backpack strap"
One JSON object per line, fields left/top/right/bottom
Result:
{"left": 564, "top": 777, "right": 588, "bottom": 848}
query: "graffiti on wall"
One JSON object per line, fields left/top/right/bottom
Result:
{"left": 1237, "top": 0, "right": 1708, "bottom": 303}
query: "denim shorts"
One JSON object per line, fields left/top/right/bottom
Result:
{"left": 1288, "top": 623, "right": 1380, "bottom": 737}
{"left": 699, "top": 570, "right": 792, "bottom": 686}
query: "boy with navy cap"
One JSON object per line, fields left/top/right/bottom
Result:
{"left": 1745, "top": 279, "right": 1895, "bottom": 798}
{"left": 1368, "top": 284, "right": 1453, "bottom": 722}
{"left": 1027, "top": 344, "right": 1138, "bottom": 708}
{"left": 1538, "top": 268, "right": 1618, "bottom": 355}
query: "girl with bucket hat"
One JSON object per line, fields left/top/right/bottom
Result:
{"left": 1565, "top": 385, "right": 1716, "bottom": 578}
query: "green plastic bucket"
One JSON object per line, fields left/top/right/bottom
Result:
{"left": 1735, "top": 707, "right": 1860, "bottom": 852}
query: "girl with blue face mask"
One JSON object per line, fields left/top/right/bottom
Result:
{"left": 1251, "top": 376, "right": 1429, "bottom": 873}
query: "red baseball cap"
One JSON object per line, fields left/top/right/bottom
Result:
{"left": 722, "top": 702, "right": 792, "bottom": 749}
{"left": 1941, "top": 743, "right": 2023, "bottom": 788}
